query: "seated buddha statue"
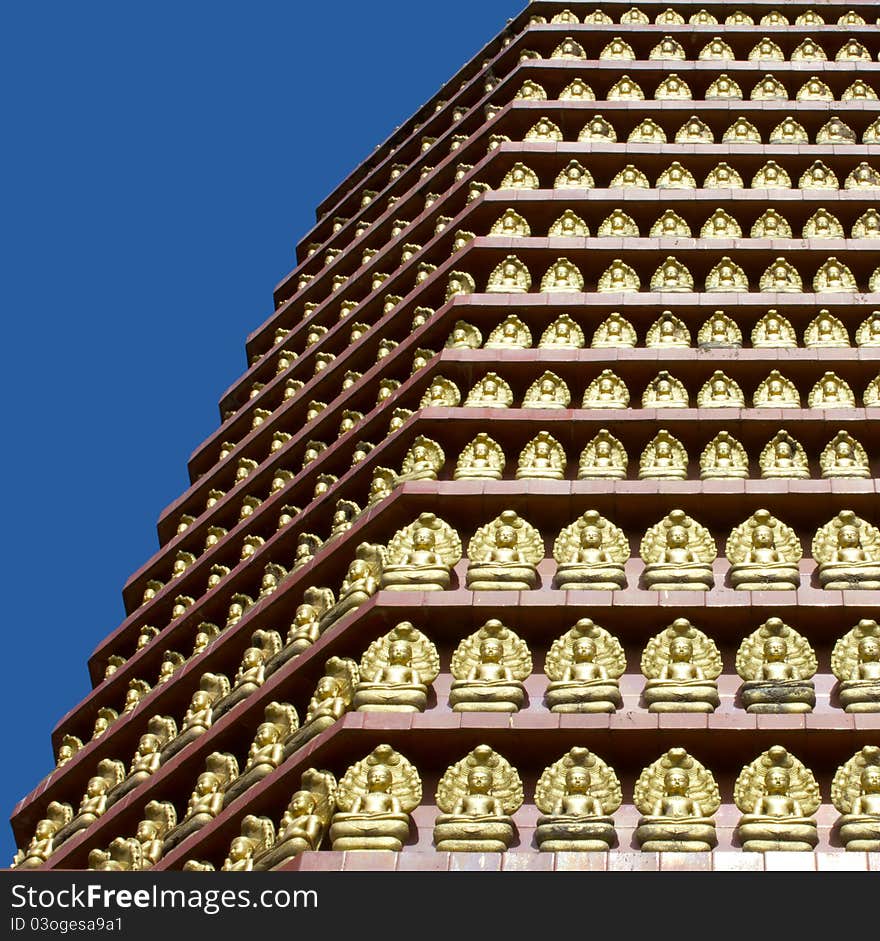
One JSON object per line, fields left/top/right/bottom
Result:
{"left": 700, "top": 37, "right": 734, "bottom": 59}
{"left": 751, "top": 74, "right": 787, "bottom": 100}
{"left": 805, "top": 311, "right": 849, "bottom": 348}
{"left": 651, "top": 210, "right": 691, "bottom": 237}
{"left": 433, "top": 746, "right": 523, "bottom": 852}
{"left": 642, "top": 371, "right": 688, "bottom": 408}
{"left": 701, "top": 209, "right": 741, "bottom": 239}
{"left": 578, "top": 115, "right": 616, "bottom": 142}
{"left": 535, "top": 749, "right": 621, "bottom": 852}
{"left": 752, "top": 209, "right": 792, "bottom": 238}
{"left": 320, "top": 544, "right": 385, "bottom": 631}
{"left": 490, "top": 209, "right": 529, "bottom": 239}
{"left": 724, "top": 117, "right": 761, "bottom": 143}
{"left": 705, "top": 257, "right": 748, "bottom": 292}
{"left": 221, "top": 817, "right": 276, "bottom": 872}
{"left": 628, "top": 119, "right": 666, "bottom": 144}
{"left": 798, "top": 76, "right": 832, "bottom": 101}
{"left": 591, "top": 314, "right": 636, "bottom": 349}
{"left": 516, "top": 431, "right": 566, "bottom": 480}
{"left": 735, "top": 747, "right": 820, "bottom": 852}
{"left": 279, "top": 589, "right": 334, "bottom": 662}
{"left": 292, "top": 532, "right": 322, "bottom": 570}
{"left": 352, "top": 623, "right": 439, "bottom": 713}
{"left": 809, "top": 372, "right": 855, "bottom": 408}
{"left": 834, "top": 747, "right": 880, "bottom": 851}
{"left": 846, "top": 163, "right": 880, "bottom": 189}
{"left": 226, "top": 703, "right": 299, "bottom": 801}
{"left": 753, "top": 371, "right": 801, "bottom": 408}
{"left": 554, "top": 159, "right": 593, "bottom": 188}
{"left": 14, "top": 803, "right": 72, "bottom": 869}
{"left": 165, "top": 673, "right": 229, "bottom": 758}
{"left": 868, "top": 375, "right": 880, "bottom": 406}
{"left": 698, "top": 311, "right": 742, "bottom": 348}
{"left": 640, "top": 510, "right": 716, "bottom": 591}
{"left": 549, "top": 207, "right": 588, "bottom": 236}
{"left": 641, "top": 619, "right": 722, "bottom": 712}
{"left": 286, "top": 658, "right": 359, "bottom": 749}
{"left": 539, "top": 315, "right": 584, "bottom": 349}
{"left": 523, "top": 371, "right": 571, "bottom": 409}
{"left": 486, "top": 256, "right": 531, "bottom": 294}
{"left": 466, "top": 511, "right": 543, "bottom": 591}
{"left": 446, "top": 320, "right": 482, "bottom": 349}
{"left": 760, "top": 258, "right": 803, "bottom": 292}
{"left": 752, "top": 161, "right": 791, "bottom": 189}
{"left": 420, "top": 376, "right": 461, "bottom": 408}
{"left": 165, "top": 753, "right": 239, "bottom": 850}
{"left": 639, "top": 430, "right": 687, "bottom": 480}
{"left": 833, "top": 620, "right": 880, "bottom": 713}
{"left": 675, "top": 117, "right": 713, "bottom": 144}
{"left": 635, "top": 749, "right": 720, "bottom": 852}
{"left": 454, "top": 433, "right": 505, "bottom": 480}
{"left": 449, "top": 620, "right": 531, "bottom": 712}
{"left": 801, "top": 161, "right": 838, "bottom": 189}
{"left": 125, "top": 731, "right": 165, "bottom": 788}
{"left": 541, "top": 258, "right": 584, "bottom": 293}
{"left": 736, "top": 619, "right": 817, "bottom": 713}
{"left": 646, "top": 313, "right": 690, "bottom": 349}
{"left": 700, "top": 431, "right": 748, "bottom": 479}
{"left": 656, "top": 74, "right": 691, "bottom": 99}
{"left": 578, "top": 429, "right": 628, "bottom": 479}
{"left": 464, "top": 373, "right": 514, "bottom": 408}
{"left": 760, "top": 432, "right": 809, "bottom": 479}
{"left": 598, "top": 209, "right": 639, "bottom": 237}
{"left": 544, "top": 619, "right": 625, "bottom": 713}
{"left": 368, "top": 468, "right": 395, "bottom": 506}
{"left": 821, "top": 431, "right": 869, "bottom": 479}
{"left": 610, "top": 166, "right": 649, "bottom": 190}
{"left": 726, "top": 509, "right": 802, "bottom": 591}
{"left": 814, "top": 511, "right": 880, "bottom": 590}
{"left": 608, "top": 75, "right": 643, "bottom": 100}
{"left": 399, "top": 436, "right": 444, "bottom": 482}
{"left": 706, "top": 74, "right": 743, "bottom": 99}
{"left": 597, "top": 259, "right": 639, "bottom": 293}
{"left": 553, "top": 510, "right": 629, "bottom": 590}
{"left": 770, "top": 118, "right": 808, "bottom": 145}
{"left": 380, "top": 513, "right": 461, "bottom": 592}
{"left": 697, "top": 371, "right": 744, "bottom": 408}
{"left": 856, "top": 311, "right": 880, "bottom": 347}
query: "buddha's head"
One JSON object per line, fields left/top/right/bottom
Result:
{"left": 367, "top": 765, "right": 394, "bottom": 794}
{"left": 468, "top": 767, "right": 493, "bottom": 795}
{"left": 496, "top": 524, "right": 517, "bottom": 549}
{"left": 858, "top": 636, "right": 880, "bottom": 663}
{"left": 566, "top": 767, "right": 591, "bottom": 795}
{"left": 667, "top": 525, "right": 688, "bottom": 549}
{"left": 136, "top": 820, "right": 158, "bottom": 842}
{"left": 838, "top": 525, "right": 861, "bottom": 549}
{"left": 138, "top": 734, "right": 160, "bottom": 756}
{"left": 669, "top": 636, "right": 694, "bottom": 663}
{"left": 861, "top": 766, "right": 880, "bottom": 795}
{"left": 413, "top": 527, "right": 436, "bottom": 552}
{"left": 315, "top": 677, "right": 340, "bottom": 701}
{"left": 228, "top": 837, "right": 251, "bottom": 862}
{"left": 753, "top": 525, "right": 775, "bottom": 549}
{"left": 480, "top": 638, "right": 504, "bottom": 664}
{"left": 572, "top": 637, "right": 597, "bottom": 663}
{"left": 254, "top": 723, "right": 279, "bottom": 747}
{"left": 389, "top": 640, "right": 413, "bottom": 666}
{"left": 664, "top": 768, "right": 689, "bottom": 796}
{"left": 763, "top": 636, "right": 788, "bottom": 663}
{"left": 289, "top": 791, "right": 317, "bottom": 817}
{"left": 580, "top": 525, "right": 602, "bottom": 549}
{"left": 195, "top": 772, "right": 219, "bottom": 797}
{"left": 764, "top": 767, "right": 790, "bottom": 795}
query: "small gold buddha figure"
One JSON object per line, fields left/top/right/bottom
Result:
{"left": 797, "top": 76, "right": 833, "bottom": 101}
{"left": 833, "top": 747, "right": 880, "bottom": 850}
{"left": 809, "top": 371, "right": 855, "bottom": 408}
{"left": 517, "top": 431, "right": 566, "bottom": 480}
{"left": 598, "top": 259, "right": 640, "bottom": 293}
{"left": 535, "top": 749, "right": 622, "bottom": 851}
{"left": 723, "top": 117, "right": 761, "bottom": 144}
{"left": 484, "top": 315, "right": 531, "bottom": 349}
{"left": 221, "top": 816, "right": 276, "bottom": 872}
{"left": 856, "top": 311, "right": 880, "bottom": 346}
{"left": 389, "top": 408, "right": 413, "bottom": 434}
{"left": 598, "top": 208, "right": 640, "bottom": 237}
{"left": 90, "top": 707, "right": 118, "bottom": 742}
{"left": 650, "top": 210, "right": 691, "bottom": 237}
{"left": 449, "top": 621, "right": 531, "bottom": 712}
{"left": 838, "top": 10, "right": 865, "bottom": 25}
{"left": 705, "top": 256, "right": 748, "bottom": 292}
{"left": 862, "top": 119, "right": 880, "bottom": 144}
{"left": 490, "top": 209, "right": 530, "bottom": 239}
{"left": 727, "top": 510, "right": 803, "bottom": 591}
{"left": 752, "top": 209, "right": 793, "bottom": 238}
{"left": 704, "top": 162, "right": 744, "bottom": 189}
{"left": 761, "top": 10, "right": 788, "bottom": 26}
{"left": 629, "top": 119, "right": 667, "bottom": 144}
{"left": 675, "top": 116, "right": 713, "bottom": 143}
{"left": 553, "top": 37, "right": 588, "bottom": 60}
{"left": 380, "top": 513, "right": 460, "bottom": 592}
{"left": 656, "top": 74, "right": 691, "bottom": 100}
{"left": 523, "top": 372, "right": 571, "bottom": 411}
{"left": 639, "top": 430, "right": 688, "bottom": 480}
{"left": 464, "top": 372, "right": 514, "bottom": 408}
{"left": 759, "top": 431, "right": 808, "bottom": 479}
{"left": 749, "top": 37, "right": 784, "bottom": 60}
{"left": 642, "top": 619, "right": 722, "bottom": 712}
{"left": 801, "top": 161, "right": 838, "bottom": 190}
{"left": 791, "top": 36, "right": 824, "bottom": 58}
{"left": 163, "top": 752, "right": 239, "bottom": 851}
{"left": 698, "top": 371, "right": 745, "bottom": 409}
{"left": 760, "top": 258, "right": 803, "bottom": 292}
{"left": 319, "top": 544, "right": 384, "bottom": 632}
{"left": 217, "top": 630, "right": 281, "bottom": 714}
{"left": 698, "top": 311, "right": 742, "bottom": 349}
{"left": 591, "top": 313, "right": 636, "bottom": 348}
{"left": 821, "top": 431, "right": 869, "bottom": 479}
{"left": 14, "top": 803, "right": 72, "bottom": 869}
{"left": 445, "top": 271, "right": 476, "bottom": 301}
{"left": 578, "top": 115, "right": 617, "bottom": 142}
{"left": 253, "top": 770, "right": 337, "bottom": 869}
{"left": 486, "top": 255, "right": 531, "bottom": 294}
{"left": 751, "top": 74, "right": 788, "bottom": 100}
{"left": 368, "top": 468, "right": 395, "bottom": 506}
{"left": 814, "top": 511, "right": 880, "bottom": 590}
{"left": 454, "top": 433, "right": 505, "bottom": 480}
{"left": 751, "top": 310, "right": 796, "bottom": 348}
{"left": 583, "top": 10, "right": 611, "bottom": 25}
{"left": 645, "top": 312, "right": 690, "bottom": 349}
{"left": 813, "top": 258, "right": 858, "bottom": 293}
{"left": 837, "top": 40, "right": 871, "bottom": 61}
{"left": 701, "top": 209, "right": 742, "bottom": 239}
{"left": 433, "top": 746, "right": 523, "bottom": 852}
{"left": 650, "top": 35, "right": 685, "bottom": 60}
{"left": 420, "top": 376, "right": 461, "bottom": 408}
{"left": 446, "top": 320, "right": 482, "bottom": 350}
{"left": 701, "top": 431, "right": 748, "bottom": 479}
{"left": 539, "top": 315, "right": 584, "bottom": 349}
{"left": 224, "top": 703, "right": 299, "bottom": 804}
{"left": 499, "top": 163, "right": 539, "bottom": 190}
{"left": 554, "top": 159, "right": 593, "bottom": 188}
{"left": 706, "top": 74, "right": 742, "bottom": 99}
{"left": 548, "top": 211, "right": 589, "bottom": 240}
{"left": 769, "top": 118, "right": 808, "bottom": 144}
{"left": 545, "top": 619, "right": 625, "bottom": 714}
{"left": 735, "top": 747, "right": 820, "bottom": 852}
{"left": 55, "top": 734, "right": 83, "bottom": 769}
{"left": 579, "top": 429, "right": 628, "bottom": 479}
{"left": 541, "top": 258, "right": 585, "bottom": 293}
{"left": 466, "top": 511, "right": 543, "bottom": 591}
{"left": 515, "top": 79, "right": 546, "bottom": 102}
{"left": 736, "top": 618, "right": 817, "bottom": 712}
{"left": 552, "top": 510, "right": 629, "bottom": 591}
{"left": 635, "top": 749, "right": 720, "bottom": 852}
{"left": 126, "top": 718, "right": 176, "bottom": 788}
{"left": 724, "top": 12, "right": 752, "bottom": 25}
{"left": 608, "top": 75, "right": 644, "bottom": 101}
{"left": 690, "top": 9, "right": 717, "bottom": 25}
{"left": 329, "top": 746, "right": 421, "bottom": 852}
{"left": 560, "top": 78, "right": 595, "bottom": 101}
{"left": 600, "top": 37, "right": 635, "bottom": 60}
{"left": 642, "top": 371, "right": 689, "bottom": 408}
{"left": 293, "top": 533, "right": 322, "bottom": 572}
{"left": 753, "top": 370, "right": 801, "bottom": 407}
{"left": 641, "top": 510, "right": 716, "bottom": 591}
{"left": 852, "top": 209, "right": 880, "bottom": 239}
{"left": 352, "top": 623, "right": 439, "bottom": 714}
{"left": 398, "top": 436, "right": 444, "bottom": 482}
{"left": 832, "top": 620, "right": 880, "bottom": 713}
{"left": 167, "top": 673, "right": 229, "bottom": 758}
{"left": 817, "top": 117, "right": 857, "bottom": 145}
{"left": 620, "top": 8, "right": 649, "bottom": 24}
{"left": 804, "top": 311, "right": 849, "bottom": 348}
{"left": 650, "top": 257, "right": 694, "bottom": 292}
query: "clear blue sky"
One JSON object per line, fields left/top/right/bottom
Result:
{"left": 0, "top": 0, "right": 518, "bottom": 862}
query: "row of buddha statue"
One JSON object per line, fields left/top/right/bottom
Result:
{"left": 528, "top": 9, "right": 873, "bottom": 28}
{"left": 422, "top": 368, "right": 880, "bottom": 409}
{"left": 46, "top": 742, "right": 880, "bottom": 870}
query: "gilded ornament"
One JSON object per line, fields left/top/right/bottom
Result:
{"left": 548, "top": 210, "right": 589, "bottom": 239}
{"left": 760, "top": 431, "right": 809, "bottom": 479}
{"left": 578, "top": 429, "right": 628, "bottom": 480}
{"left": 750, "top": 74, "right": 788, "bottom": 100}
{"left": 699, "top": 311, "right": 744, "bottom": 347}
{"left": 420, "top": 376, "right": 461, "bottom": 407}
{"left": 809, "top": 371, "right": 855, "bottom": 408}
{"left": 466, "top": 510, "right": 543, "bottom": 591}
{"left": 449, "top": 619, "right": 532, "bottom": 711}
{"left": 723, "top": 117, "right": 761, "bottom": 143}
{"left": 554, "top": 160, "right": 593, "bottom": 188}
{"left": 464, "top": 372, "right": 514, "bottom": 408}
{"left": 833, "top": 747, "right": 880, "bottom": 850}
{"left": 598, "top": 259, "right": 640, "bottom": 293}
{"left": 655, "top": 74, "right": 691, "bottom": 99}
{"left": 642, "top": 370, "right": 689, "bottom": 408}
{"left": 490, "top": 209, "right": 530, "bottom": 238}
{"left": 523, "top": 371, "right": 571, "bottom": 409}
{"left": 814, "top": 510, "right": 880, "bottom": 590}
{"left": 836, "top": 40, "right": 871, "bottom": 61}
{"left": 705, "top": 256, "right": 748, "bottom": 292}
{"left": 843, "top": 80, "right": 877, "bottom": 101}
{"left": 320, "top": 543, "right": 383, "bottom": 632}
{"left": 701, "top": 209, "right": 741, "bottom": 239}
{"left": 515, "top": 80, "right": 547, "bottom": 102}
{"left": 759, "top": 258, "right": 802, "bottom": 293}
{"left": 628, "top": 118, "right": 667, "bottom": 144}
{"left": 797, "top": 76, "right": 833, "bottom": 101}
{"left": 705, "top": 75, "right": 742, "bottom": 99}
{"left": 749, "top": 38, "right": 784, "bottom": 61}
{"left": 769, "top": 117, "right": 808, "bottom": 144}
{"left": 607, "top": 75, "right": 644, "bottom": 101}
{"left": 487, "top": 255, "right": 531, "bottom": 294}
{"left": 353, "top": 623, "right": 439, "bottom": 713}
{"left": 650, "top": 36, "right": 685, "bottom": 60}
{"left": 578, "top": 115, "right": 616, "bottom": 142}
{"left": 640, "top": 509, "right": 716, "bottom": 591}
{"left": 800, "top": 161, "right": 838, "bottom": 190}
{"left": 697, "top": 371, "right": 744, "bottom": 408}
{"left": 856, "top": 311, "right": 880, "bottom": 347}
{"left": 639, "top": 429, "right": 688, "bottom": 480}
{"left": 525, "top": 116, "right": 563, "bottom": 143}
{"left": 544, "top": 619, "right": 625, "bottom": 714}
{"left": 164, "top": 752, "right": 239, "bottom": 851}
{"left": 582, "top": 369, "right": 630, "bottom": 408}
{"left": 704, "top": 162, "right": 744, "bottom": 188}
{"left": 751, "top": 209, "right": 792, "bottom": 238}
{"left": 224, "top": 703, "right": 299, "bottom": 805}
{"left": 553, "top": 37, "right": 588, "bottom": 60}
{"left": 621, "top": 8, "right": 649, "bottom": 24}
{"left": 651, "top": 210, "right": 691, "bottom": 237}
{"left": 700, "top": 431, "right": 748, "bottom": 479}
{"left": 499, "top": 163, "right": 539, "bottom": 190}
{"left": 675, "top": 116, "right": 713, "bottom": 143}
{"left": 832, "top": 621, "right": 880, "bottom": 713}
{"left": 559, "top": 79, "right": 595, "bottom": 102}
{"left": 817, "top": 117, "right": 857, "bottom": 144}
{"left": 454, "top": 433, "right": 505, "bottom": 480}
{"left": 485, "top": 314, "right": 532, "bottom": 348}
{"left": 599, "top": 38, "right": 635, "bottom": 60}
{"left": 598, "top": 208, "right": 640, "bottom": 236}
{"left": 641, "top": 619, "right": 722, "bottom": 712}
{"left": 591, "top": 313, "right": 636, "bottom": 348}
{"left": 852, "top": 209, "right": 880, "bottom": 239}
{"left": 399, "top": 436, "right": 444, "bottom": 481}
{"left": 727, "top": 510, "right": 802, "bottom": 592}
{"left": 289, "top": 658, "right": 359, "bottom": 752}
{"left": 753, "top": 370, "right": 800, "bottom": 407}
{"left": 445, "top": 270, "right": 475, "bottom": 301}
{"left": 164, "top": 673, "right": 229, "bottom": 759}
{"left": 380, "top": 512, "right": 461, "bottom": 592}
{"left": 821, "top": 431, "right": 869, "bottom": 479}
{"left": 541, "top": 257, "right": 584, "bottom": 292}
{"left": 647, "top": 312, "right": 690, "bottom": 348}
{"left": 553, "top": 510, "right": 629, "bottom": 591}
{"left": 752, "top": 310, "right": 796, "bottom": 348}
{"left": 14, "top": 802, "right": 73, "bottom": 869}
{"left": 540, "top": 314, "right": 584, "bottom": 348}
{"left": 516, "top": 431, "right": 567, "bottom": 480}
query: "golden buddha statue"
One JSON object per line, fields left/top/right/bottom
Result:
{"left": 433, "top": 746, "right": 523, "bottom": 852}
{"left": 701, "top": 431, "right": 748, "bottom": 480}
{"left": 449, "top": 620, "right": 531, "bottom": 713}
{"left": 752, "top": 310, "right": 796, "bottom": 347}
{"left": 517, "top": 431, "right": 566, "bottom": 480}
{"left": 676, "top": 116, "right": 714, "bottom": 143}
{"left": 544, "top": 618, "right": 625, "bottom": 715}
{"left": 705, "top": 256, "right": 748, "bottom": 292}
{"left": 541, "top": 258, "right": 585, "bottom": 293}
{"left": 165, "top": 673, "right": 229, "bottom": 759}
{"left": 523, "top": 372, "right": 571, "bottom": 409}
{"left": 760, "top": 431, "right": 809, "bottom": 479}
{"left": 770, "top": 117, "right": 808, "bottom": 144}
{"left": 650, "top": 210, "right": 691, "bottom": 238}
{"left": 329, "top": 746, "right": 421, "bottom": 852}
{"left": 490, "top": 210, "right": 530, "bottom": 239}
{"left": 641, "top": 510, "right": 716, "bottom": 591}
{"left": 419, "top": 376, "right": 461, "bottom": 409}
{"left": 809, "top": 371, "right": 855, "bottom": 408}
{"left": 399, "top": 436, "right": 444, "bottom": 482}
{"left": 646, "top": 312, "right": 689, "bottom": 349}
{"left": 553, "top": 37, "right": 588, "bottom": 60}
{"left": 817, "top": 431, "right": 868, "bottom": 482}
{"left": 611, "top": 166, "right": 649, "bottom": 190}
{"left": 484, "top": 315, "right": 531, "bottom": 349}
{"left": 838, "top": 10, "right": 866, "bottom": 25}
{"left": 797, "top": 76, "right": 833, "bottom": 101}
{"left": 635, "top": 749, "right": 720, "bottom": 852}
{"left": 539, "top": 314, "right": 584, "bottom": 349}
{"left": 251, "top": 770, "right": 337, "bottom": 869}
{"left": 598, "top": 259, "right": 640, "bottom": 293}
{"left": 221, "top": 816, "right": 277, "bottom": 872}
{"left": 698, "top": 371, "right": 745, "bottom": 408}
{"left": 380, "top": 513, "right": 461, "bottom": 592}
{"left": 735, "top": 747, "right": 820, "bottom": 851}
{"left": 723, "top": 117, "right": 761, "bottom": 143}
{"left": 817, "top": 117, "right": 857, "bottom": 145}
{"left": 552, "top": 510, "right": 629, "bottom": 591}
{"left": 499, "top": 164, "right": 539, "bottom": 190}
{"left": 837, "top": 40, "right": 871, "bottom": 61}
{"left": 761, "top": 11, "right": 789, "bottom": 25}
{"left": 852, "top": 209, "right": 880, "bottom": 239}
{"left": 445, "top": 271, "right": 476, "bottom": 302}
{"left": 608, "top": 75, "right": 644, "bottom": 100}
{"left": 319, "top": 544, "right": 384, "bottom": 632}
{"left": 642, "top": 619, "right": 722, "bottom": 712}
{"left": 554, "top": 160, "right": 593, "bottom": 188}
{"left": 650, "top": 257, "right": 694, "bottom": 292}
{"left": 292, "top": 533, "right": 322, "bottom": 572}
{"left": 751, "top": 74, "right": 788, "bottom": 100}
{"left": 760, "top": 258, "right": 803, "bottom": 292}
{"left": 690, "top": 10, "right": 718, "bottom": 25}
{"left": 749, "top": 37, "right": 784, "bottom": 60}
{"left": 833, "top": 747, "right": 880, "bottom": 851}
{"left": 454, "top": 433, "right": 505, "bottom": 480}
{"left": 464, "top": 372, "right": 514, "bottom": 408}
{"left": 725, "top": 12, "right": 753, "bottom": 25}
{"left": 656, "top": 74, "right": 691, "bottom": 99}
{"left": 813, "top": 258, "right": 858, "bottom": 292}
{"left": 801, "top": 161, "right": 838, "bottom": 189}
{"left": 583, "top": 369, "right": 631, "bottom": 409}
{"left": 89, "top": 706, "right": 117, "bottom": 741}
{"left": 639, "top": 429, "right": 687, "bottom": 480}
{"left": 697, "top": 311, "right": 742, "bottom": 348}
{"left": 620, "top": 8, "right": 649, "bottom": 23}
{"left": 583, "top": 10, "right": 611, "bottom": 24}
{"left": 486, "top": 255, "right": 531, "bottom": 294}
{"left": 352, "top": 623, "right": 439, "bottom": 714}
{"left": 578, "top": 115, "right": 617, "bottom": 142}
{"left": 164, "top": 752, "right": 239, "bottom": 851}
{"left": 514, "top": 80, "right": 546, "bottom": 102}
{"left": 55, "top": 734, "right": 83, "bottom": 769}
{"left": 629, "top": 119, "right": 667, "bottom": 144}
{"left": 388, "top": 408, "right": 413, "bottom": 434}
{"left": 62, "top": 766, "right": 122, "bottom": 843}
{"left": 862, "top": 122, "right": 880, "bottom": 145}
{"left": 598, "top": 209, "right": 640, "bottom": 239}
{"left": 535, "top": 748, "right": 622, "bottom": 852}
{"left": 804, "top": 311, "right": 849, "bottom": 348}
{"left": 704, "top": 162, "right": 744, "bottom": 188}
{"left": 591, "top": 313, "right": 637, "bottom": 348}
{"left": 600, "top": 37, "right": 635, "bottom": 60}
{"left": 466, "top": 511, "right": 543, "bottom": 591}
{"left": 121, "top": 717, "right": 176, "bottom": 795}
{"left": 559, "top": 80, "right": 595, "bottom": 102}
{"left": 753, "top": 370, "right": 801, "bottom": 407}
{"left": 737, "top": 618, "right": 817, "bottom": 712}
{"left": 650, "top": 35, "right": 685, "bottom": 60}
{"left": 856, "top": 311, "right": 880, "bottom": 346}
{"left": 814, "top": 511, "right": 880, "bottom": 590}
{"left": 579, "top": 429, "right": 628, "bottom": 479}
{"left": 548, "top": 210, "right": 589, "bottom": 240}
{"left": 706, "top": 74, "right": 742, "bottom": 99}
{"left": 752, "top": 209, "right": 792, "bottom": 239}
{"left": 727, "top": 509, "right": 803, "bottom": 591}
{"left": 328, "top": 499, "right": 360, "bottom": 541}
{"left": 701, "top": 209, "right": 742, "bottom": 239}
{"left": 832, "top": 620, "right": 880, "bottom": 713}
{"left": 642, "top": 371, "right": 689, "bottom": 408}
{"left": 14, "top": 802, "right": 73, "bottom": 869}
